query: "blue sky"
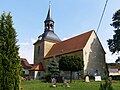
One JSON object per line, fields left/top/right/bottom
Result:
{"left": 0, "top": 0, "right": 120, "bottom": 64}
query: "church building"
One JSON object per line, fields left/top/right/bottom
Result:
{"left": 31, "top": 5, "right": 106, "bottom": 79}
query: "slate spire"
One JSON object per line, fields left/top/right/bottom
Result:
{"left": 45, "top": 2, "right": 53, "bottom": 21}
{"left": 44, "top": 2, "right": 54, "bottom": 32}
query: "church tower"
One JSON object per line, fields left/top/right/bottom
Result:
{"left": 34, "top": 4, "right": 61, "bottom": 65}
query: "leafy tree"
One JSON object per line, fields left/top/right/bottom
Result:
{"left": 0, "top": 12, "right": 21, "bottom": 90}
{"left": 48, "top": 57, "right": 60, "bottom": 78}
{"left": 59, "top": 55, "right": 84, "bottom": 83}
{"left": 107, "top": 9, "right": 120, "bottom": 54}
{"left": 102, "top": 11, "right": 120, "bottom": 89}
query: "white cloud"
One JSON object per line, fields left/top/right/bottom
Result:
{"left": 19, "top": 38, "right": 37, "bottom": 64}
{"left": 18, "top": 40, "right": 35, "bottom": 64}
{"left": 105, "top": 47, "right": 119, "bottom": 63}
{"left": 19, "top": 50, "right": 34, "bottom": 64}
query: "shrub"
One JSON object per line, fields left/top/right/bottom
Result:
{"left": 99, "top": 79, "right": 114, "bottom": 90}
{"left": 45, "top": 74, "right": 51, "bottom": 82}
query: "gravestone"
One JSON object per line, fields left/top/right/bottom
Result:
{"left": 95, "top": 76, "right": 101, "bottom": 81}
{"left": 51, "top": 78, "right": 57, "bottom": 87}
{"left": 85, "top": 76, "right": 90, "bottom": 82}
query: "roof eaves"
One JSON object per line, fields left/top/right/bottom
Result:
{"left": 44, "top": 49, "right": 83, "bottom": 59}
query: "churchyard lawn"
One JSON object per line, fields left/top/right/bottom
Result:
{"left": 21, "top": 80, "right": 120, "bottom": 90}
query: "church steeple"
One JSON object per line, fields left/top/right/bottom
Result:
{"left": 45, "top": 3, "right": 53, "bottom": 21}
{"left": 44, "top": 3, "right": 54, "bottom": 32}
{"left": 37, "top": 2, "right": 61, "bottom": 42}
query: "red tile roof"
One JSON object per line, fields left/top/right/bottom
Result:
{"left": 30, "top": 62, "right": 44, "bottom": 71}
{"left": 21, "top": 58, "right": 32, "bottom": 69}
{"left": 45, "top": 30, "right": 94, "bottom": 58}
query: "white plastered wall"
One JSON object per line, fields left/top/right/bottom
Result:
{"left": 83, "top": 31, "right": 106, "bottom": 76}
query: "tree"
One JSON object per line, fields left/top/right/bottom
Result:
{"left": 99, "top": 79, "right": 114, "bottom": 90}
{"left": 107, "top": 9, "right": 120, "bottom": 54}
{"left": 0, "top": 12, "right": 21, "bottom": 90}
{"left": 59, "top": 55, "right": 84, "bottom": 83}
{"left": 48, "top": 57, "right": 60, "bottom": 78}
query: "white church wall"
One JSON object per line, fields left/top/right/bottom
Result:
{"left": 34, "top": 71, "right": 38, "bottom": 79}
{"left": 83, "top": 31, "right": 106, "bottom": 77}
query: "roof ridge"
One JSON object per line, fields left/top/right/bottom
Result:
{"left": 55, "top": 30, "right": 94, "bottom": 45}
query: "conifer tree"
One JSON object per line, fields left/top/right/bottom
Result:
{"left": 0, "top": 12, "right": 21, "bottom": 90}
{"left": 48, "top": 57, "right": 60, "bottom": 78}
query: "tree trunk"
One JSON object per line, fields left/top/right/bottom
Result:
{"left": 70, "top": 71, "right": 72, "bottom": 83}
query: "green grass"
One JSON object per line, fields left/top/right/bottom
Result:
{"left": 21, "top": 80, "right": 120, "bottom": 90}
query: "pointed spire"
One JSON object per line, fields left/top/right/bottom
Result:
{"left": 45, "top": 1, "right": 53, "bottom": 21}
{"left": 38, "top": 1, "right": 61, "bottom": 42}
{"left": 44, "top": 1, "right": 54, "bottom": 32}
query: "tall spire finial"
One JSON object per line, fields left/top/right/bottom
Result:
{"left": 44, "top": 1, "right": 54, "bottom": 31}
{"left": 49, "top": 1, "right": 51, "bottom": 8}
{"left": 45, "top": 1, "right": 53, "bottom": 21}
